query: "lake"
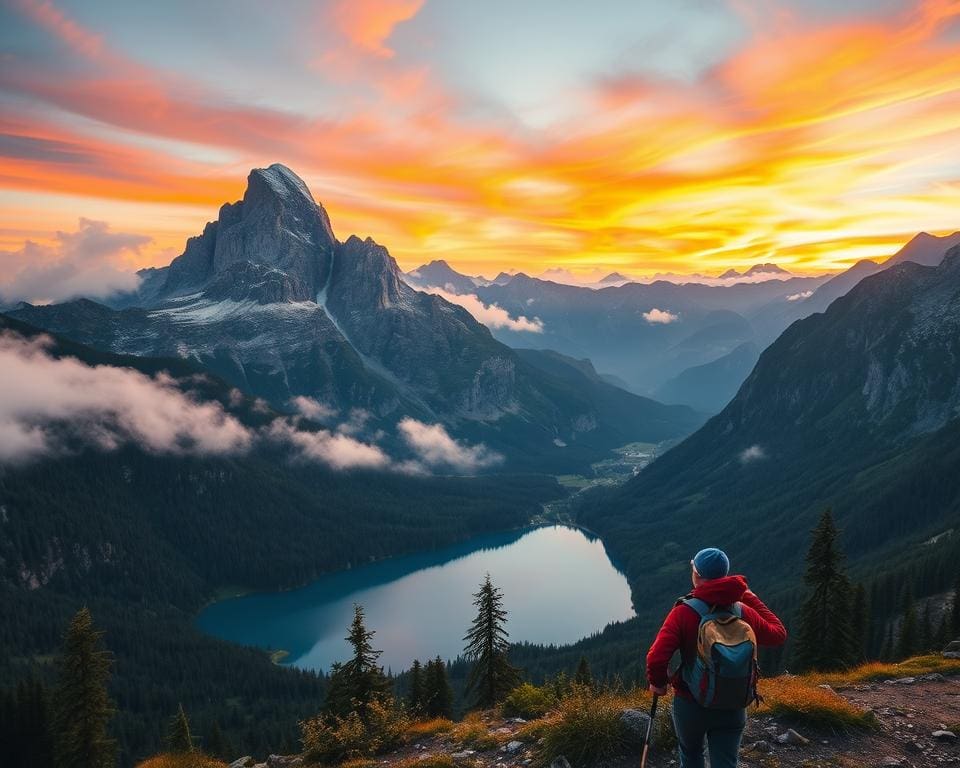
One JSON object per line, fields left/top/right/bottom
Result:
{"left": 196, "top": 525, "right": 635, "bottom": 673}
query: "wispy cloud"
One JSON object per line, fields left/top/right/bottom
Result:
{"left": 642, "top": 308, "right": 679, "bottom": 324}
{"left": 786, "top": 290, "right": 813, "bottom": 301}
{"left": 398, "top": 417, "right": 502, "bottom": 472}
{"left": 430, "top": 287, "right": 544, "bottom": 333}
{"left": 265, "top": 418, "right": 389, "bottom": 470}
{"left": 290, "top": 395, "right": 337, "bottom": 422}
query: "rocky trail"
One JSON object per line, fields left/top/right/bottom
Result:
{"left": 229, "top": 671, "right": 960, "bottom": 768}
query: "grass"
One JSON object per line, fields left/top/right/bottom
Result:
{"left": 755, "top": 675, "right": 875, "bottom": 731}
{"left": 136, "top": 753, "right": 228, "bottom": 768}
{"left": 808, "top": 654, "right": 960, "bottom": 685}
{"left": 450, "top": 713, "right": 501, "bottom": 751}
{"left": 406, "top": 717, "right": 455, "bottom": 738}
{"left": 393, "top": 755, "right": 456, "bottom": 768}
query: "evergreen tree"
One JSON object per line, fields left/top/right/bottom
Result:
{"left": 919, "top": 600, "right": 933, "bottom": 653}
{"left": 952, "top": 571, "right": 960, "bottom": 638}
{"left": 850, "top": 583, "right": 869, "bottom": 663}
{"left": 408, "top": 660, "right": 425, "bottom": 715}
{"left": 205, "top": 721, "right": 229, "bottom": 760}
{"left": 326, "top": 604, "right": 388, "bottom": 717}
{"left": 793, "top": 510, "right": 857, "bottom": 671}
{"left": 574, "top": 656, "right": 593, "bottom": 687}
{"left": 896, "top": 591, "right": 918, "bottom": 660}
{"left": 52, "top": 608, "right": 115, "bottom": 768}
{"left": 423, "top": 657, "right": 453, "bottom": 718}
{"left": 166, "top": 704, "right": 194, "bottom": 753}
{"left": 0, "top": 678, "right": 53, "bottom": 768}
{"left": 936, "top": 613, "right": 950, "bottom": 651}
{"left": 463, "top": 574, "right": 520, "bottom": 708}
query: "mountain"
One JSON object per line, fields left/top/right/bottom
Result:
{"left": 596, "top": 272, "right": 633, "bottom": 285}
{"left": 581, "top": 245, "right": 960, "bottom": 633}
{"left": 718, "top": 263, "right": 792, "bottom": 279}
{"left": 405, "top": 259, "right": 479, "bottom": 294}
{"left": 885, "top": 231, "right": 960, "bottom": 267}
{"left": 8, "top": 164, "right": 699, "bottom": 473}
{"left": 472, "top": 272, "right": 828, "bottom": 395}
{"left": 653, "top": 341, "right": 760, "bottom": 413}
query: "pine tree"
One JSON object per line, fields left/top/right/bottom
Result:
{"left": 52, "top": 608, "right": 115, "bottom": 768}
{"left": 850, "top": 583, "right": 869, "bottom": 663}
{"left": 463, "top": 574, "right": 521, "bottom": 708}
{"left": 205, "top": 721, "right": 229, "bottom": 760}
{"left": 936, "top": 613, "right": 950, "bottom": 651}
{"left": 919, "top": 600, "right": 933, "bottom": 653}
{"left": 166, "top": 703, "right": 194, "bottom": 753}
{"left": 574, "top": 656, "right": 593, "bottom": 687}
{"left": 423, "top": 657, "right": 453, "bottom": 718}
{"left": 326, "top": 604, "right": 388, "bottom": 717}
{"left": 408, "top": 660, "right": 425, "bottom": 715}
{"left": 952, "top": 571, "right": 960, "bottom": 638}
{"left": 896, "top": 591, "right": 918, "bottom": 660}
{"left": 792, "top": 510, "right": 858, "bottom": 671}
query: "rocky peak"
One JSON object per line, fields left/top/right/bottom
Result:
{"left": 157, "top": 164, "right": 337, "bottom": 303}
{"left": 330, "top": 235, "right": 407, "bottom": 310}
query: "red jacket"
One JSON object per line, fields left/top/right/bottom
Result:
{"left": 645, "top": 574, "right": 787, "bottom": 698}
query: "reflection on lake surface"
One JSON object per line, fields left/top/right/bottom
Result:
{"left": 197, "top": 525, "right": 634, "bottom": 673}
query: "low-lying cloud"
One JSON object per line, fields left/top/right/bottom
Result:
{"left": 642, "top": 308, "right": 679, "bottom": 324}
{"left": 786, "top": 290, "right": 814, "bottom": 301}
{"left": 430, "top": 287, "right": 544, "bottom": 333}
{"left": 739, "top": 444, "right": 766, "bottom": 463}
{"left": 0, "top": 219, "right": 147, "bottom": 305}
{"left": 398, "top": 417, "right": 502, "bottom": 471}
{"left": 0, "top": 332, "right": 251, "bottom": 463}
{"left": 0, "top": 331, "right": 498, "bottom": 475}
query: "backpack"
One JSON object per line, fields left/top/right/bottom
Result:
{"left": 678, "top": 597, "right": 761, "bottom": 709}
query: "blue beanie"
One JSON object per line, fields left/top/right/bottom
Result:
{"left": 693, "top": 547, "right": 730, "bottom": 579}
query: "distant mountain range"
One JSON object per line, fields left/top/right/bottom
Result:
{"left": 405, "top": 231, "right": 960, "bottom": 414}
{"left": 8, "top": 165, "right": 702, "bottom": 473}
{"left": 582, "top": 243, "right": 960, "bottom": 632}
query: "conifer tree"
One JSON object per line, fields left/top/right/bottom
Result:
{"left": 326, "top": 604, "right": 388, "bottom": 717}
{"left": 793, "top": 510, "right": 857, "bottom": 671}
{"left": 936, "top": 613, "right": 950, "bottom": 650}
{"left": 52, "top": 608, "right": 115, "bottom": 768}
{"left": 166, "top": 703, "right": 194, "bottom": 753}
{"left": 919, "top": 600, "right": 933, "bottom": 653}
{"left": 423, "top": 657, "right": 453, "bottom": 718}
{"left": 850, "top": 583, "right": 869, "bottom": 663}
{"left": 952, "top": 571, "right": 960, "bottom": 638}
{"left": 205, "top": 721, "right": 229, "bottom": 760}
{"left": 463, "top": 574, "right": 520, "bottom": 708}
{"left": 574, "top": 656, "right": 593, "bottom": 687}
{"left": 408, "top": 659, "right": 425, "bottom": 715}
{"left": 896, "top": 591, "right": 918, "bottom": 660}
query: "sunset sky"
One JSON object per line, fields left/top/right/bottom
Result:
{"left": 3, "top": 0, "right": 960, "bottom": 285}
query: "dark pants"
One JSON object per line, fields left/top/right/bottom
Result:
{"left": 671, "top": 694, "right": 746, "bottom": 768}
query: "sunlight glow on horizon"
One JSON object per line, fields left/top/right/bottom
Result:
{"left": 2, "top": 0, "right": 960, "bottom": 280}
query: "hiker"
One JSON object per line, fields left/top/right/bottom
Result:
{"left": 646, "top": 547, "right": 787, "bottom": 768}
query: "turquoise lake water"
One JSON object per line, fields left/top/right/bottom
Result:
{"left": 196, "top": 525, "right": 635, "bottom": 673}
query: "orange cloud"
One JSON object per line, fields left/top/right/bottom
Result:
{"left": 3, "top": 0, "right": 960, "bottom": 279}
{"left": 328, "top": 0, "right": 425, "bottom": 58}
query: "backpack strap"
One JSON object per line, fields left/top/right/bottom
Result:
{"left": 681, "top": 598, "right": 743, "bottom": 618}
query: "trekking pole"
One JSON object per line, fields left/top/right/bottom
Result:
{"left": 640, "top": 693, "right": 659, "bottom": 768}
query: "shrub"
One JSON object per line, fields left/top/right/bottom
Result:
{"left": 406, "top": 717, "right": 455, "bottom": 738}
{"left": 538, "top": 684, "right": 632, "bottom": 766}
{"left": 136, "top": 754, "right": 228, "bottom": 768}
{"left": 810, "top": 654, "right": 960, "bottom": 685}
{"left": 301, "top": 696, "right": 410, "bottom": 764}
{"left": 450, "top": 713, "right": 500, "bottom": 751}
{"left": 502, "top": 683, "right": 558, "bottom": 719}
{"left": 756, "top": 676, "right": 875, "bottom": 731}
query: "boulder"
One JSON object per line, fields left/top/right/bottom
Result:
{"left": 884, "top": 677, "right": 916, "bottom": 685}
{"left": 776, "top": 729, "right": 809, "bottom": 746}
{"left": 549, "top": 757, "right": 572, "bottom": 768}
{"left": 943, "top": 639, "right": 960, "bottom": 652}
{"left": 504, "top": 741, "right": 524, "bottom": 754}
{"left": 746, "top": 740, "right": 773, "bottom": 753}
{"left": 267, "top": 756, "right": 303, "bottom": 768}
{"left": 230, "top": 758, "right": 254, "bottom": 768}
{"left": 620, "top": 708, "right": 652, "bottom": 746}
{"left": 932, "top": 729, "right": 957, "bottom": 741}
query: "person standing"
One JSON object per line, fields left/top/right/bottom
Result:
{"left": 646, "top": 548, "right": 787, "bottom": 768}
